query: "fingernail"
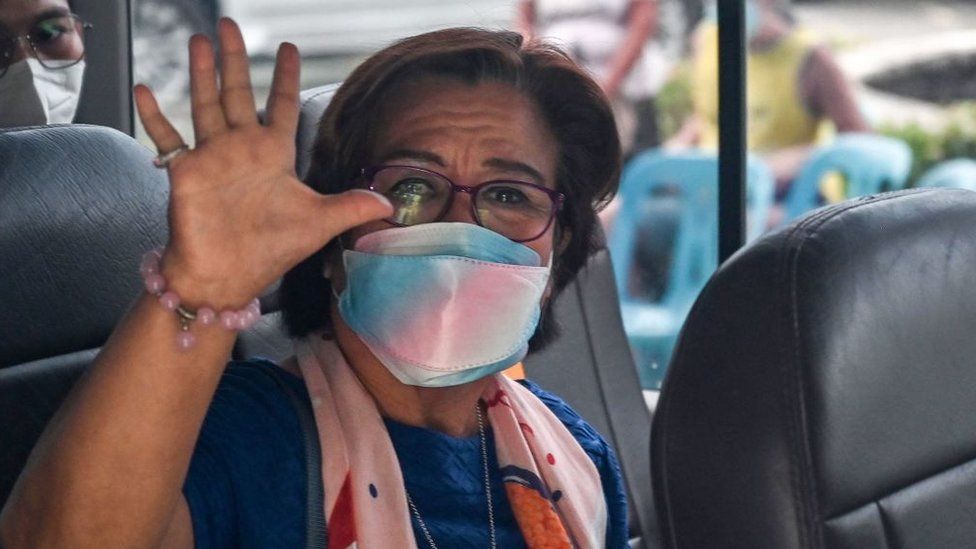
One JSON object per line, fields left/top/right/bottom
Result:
{"left": 348, "top": 189, "right": 392, "bottom": 210}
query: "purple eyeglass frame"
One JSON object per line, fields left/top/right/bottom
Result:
{"left": 361, "top": 165, "right": 565, "bottom": 243}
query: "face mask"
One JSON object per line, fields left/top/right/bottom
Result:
{"left": 704, "top": 0, "right": 763, "bottom": 41}
{"left": 336, "top": 223, "right": 552, "bottom": 388}
{"left": 0, "top": 58, "right": 85, "bottom": 127}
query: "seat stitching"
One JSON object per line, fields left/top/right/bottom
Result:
{"left": 783, "top": 190, "right": 940, "bottom": 547}
{"left": 876, "top": 501, "right": 900, "bottom": 549}
{"left": 824, "top": 452, "right": 976, "bottom": 522}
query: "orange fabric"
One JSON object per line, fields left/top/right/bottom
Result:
{"left": 506, "top": 483, "right": 572, "bottom": 549}
{"left": 504, "top": 362, "right": 527, "bottom": 380}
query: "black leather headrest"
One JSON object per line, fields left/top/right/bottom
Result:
{"left": 0, "top": 125, "right": 168, "bottom": 368}
{"left": 653, "top": 188, "right": 976, "bottom": 548}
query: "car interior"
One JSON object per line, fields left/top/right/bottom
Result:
{"left": 0, "top": 81, "right": 658, "bottom": 549}
{"left": 2, "top": 1, "right": 974, "bottom": 548}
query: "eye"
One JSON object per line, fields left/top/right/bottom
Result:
{"left": 483, "top": 185, "right": 529, "bottom": 206}
{"left": 30, "top": 18, "right": 72, "bottom": 46}
{"left": 389, "top": 177, "right": 437, "bottom": 201}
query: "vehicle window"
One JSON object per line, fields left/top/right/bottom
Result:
{"left": 131, "top": 0, "right": 517, "bottom": 144}
{"left": 129, "top": 0, "right": 976, "bottom": 400}
{"left": 617, "top": 0, "right": 976, "bottom": 396}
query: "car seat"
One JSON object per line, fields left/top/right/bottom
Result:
{"left": 653, "top": 188, "right": 976, "bottom": 548}
{"left": 0, "top": 124, "right": 168, "bottom": 504}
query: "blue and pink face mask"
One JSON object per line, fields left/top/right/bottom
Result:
{"left": 334, "top": 222, "right": 551, "bottom": 387}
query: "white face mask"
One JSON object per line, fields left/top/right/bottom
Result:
{"left": 0, "top": 58, "right": 85, "bottom": 127}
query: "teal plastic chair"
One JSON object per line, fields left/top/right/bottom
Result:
{"left": 608, "top": 150, "right": 774, "bottom": 389}
{"left": 784, "top": 133, "right": 912, "bottom": 222}
{"left": 916, "top": 158, "right": 976, "bottom": 191}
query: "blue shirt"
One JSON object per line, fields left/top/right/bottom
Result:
{"left": 183, "top": 359, "right": 629, "bottom": 548}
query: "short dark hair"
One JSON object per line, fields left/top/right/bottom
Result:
{"left": 280, "top": 27, "right": 621, "bottom": 352}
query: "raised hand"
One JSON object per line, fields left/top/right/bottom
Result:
{"left": 134, "top": 19, "right": 391, "bottom": 308}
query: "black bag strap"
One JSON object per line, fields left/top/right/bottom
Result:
{"left": 259, "top": 363, "right": 327, "bottom": 549}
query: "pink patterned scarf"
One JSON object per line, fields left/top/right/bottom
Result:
{"left": 295, "top": 335, "right": 607, "bottom": 548}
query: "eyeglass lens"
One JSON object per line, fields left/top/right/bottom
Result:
{"left": 0, "top": 15, "right": 86, "bottom": 72}
{"left": 370, "top": 166, "right": 557, "bottom": 242}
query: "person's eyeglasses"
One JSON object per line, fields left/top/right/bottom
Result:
{"left": 363, "top": 165, "right": 565, "bottom": 243}
{"left": 0, "top": 14, "right": 92, "bottom": 78}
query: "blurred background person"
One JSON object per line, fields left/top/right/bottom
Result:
{"left": 667, "top": 0, "right": 869, "bottom": 199}
{"left": 518, "top": 0, "right": 663, "bottom": 156}
{"left": 0, "top": 0, "right": 88, "bottom": 127}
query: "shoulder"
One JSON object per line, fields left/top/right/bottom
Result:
{"left": 193, "top": 358, "right": 309, "bottom": 468}
{"left": 194, "top": 357, "right": 305, "bottom": 429}
{"left": 219, "top": 357, "right": 306, "bottom": 396}
{"left": 184, "top": 359, "right": 308, "bottom": 548}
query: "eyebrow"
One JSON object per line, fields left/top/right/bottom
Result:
{"left": 377, "top": 149, "right": 445, "bottom": 166}
{"left": 30, "top": 7, "right": 72, "bottom": 28}
{"left": 377, "top": 149, "right": 547, "bottom": 185}
{"left": 483, "top": 158, "right": 545, "bottom": 185}
{"left": 0, "top": 7, "right": 74, "bottom": 36}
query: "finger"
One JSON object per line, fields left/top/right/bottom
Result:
{"left": 217, "top": 18, "right": 258, "bottom": 127}
{"left": 266, "top": 42, "right": 300, "bottom": 135}
{"left": 189, "top": 34, "right": 227, "bottom": 141}
{"left": 316, "top": 190, "right": 394, "bottom": 241}
{"left": 134, "top": 84, "right": 186, "bottom": 154}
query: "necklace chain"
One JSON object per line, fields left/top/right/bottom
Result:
{"left": 406, "top": 404, "right": 496, "bottom": 549}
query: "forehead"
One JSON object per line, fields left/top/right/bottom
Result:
{"left": 0, "top": 0, "right": 70, "bottom": 31}
{"left": 371, "top": 78, "right": 558, "bottom": 177}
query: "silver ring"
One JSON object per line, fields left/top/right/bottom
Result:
{"left": 153, "top": 145, "right": 189, "bottom": 169}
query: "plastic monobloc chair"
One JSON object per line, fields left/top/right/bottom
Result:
{"left": 916, "top": 158, "right": 976, "bottom": 191}
{"left": 783, "top": 133, "right": 912, "bottom": 222}
{"left": 608, "top": 149, "right": 774, "bottom": 389}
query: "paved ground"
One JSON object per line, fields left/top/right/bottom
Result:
{"left": 795, "top": 0, "right": 976, "bottom": 128}
{"left": 795, "top": 0, "right": 976, "bottom": 44}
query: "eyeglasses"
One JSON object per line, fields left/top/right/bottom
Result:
{"left": 0, "top": 14, "right": 91, "bottom": 79}
{"left": 363, "top": 165, "right": 565, "bottom": 243}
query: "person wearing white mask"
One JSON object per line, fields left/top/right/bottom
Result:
{"left": 1, "top": 20, "right": 631, "bottom": 548}
{"left": 0, "top": 0, "right": 89, "bottom": 127}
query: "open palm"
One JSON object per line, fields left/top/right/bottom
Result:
{"left": 134, "top": 19, "right": 391, "bottom": 307}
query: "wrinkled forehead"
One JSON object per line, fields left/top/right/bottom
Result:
{"left": 0, "top": 0, "right": 71, "bottom": 35}
{"left": 368, "top": 77, "right": 559, "bottom": 181}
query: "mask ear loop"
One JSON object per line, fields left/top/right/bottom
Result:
{"left": 325, "top": 235, "right": 352, "bottom": 305}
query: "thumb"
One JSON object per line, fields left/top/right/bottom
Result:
{"left": 316, "top": 189, "right": 394, "bottom": 240}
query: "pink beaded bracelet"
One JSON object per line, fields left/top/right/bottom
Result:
{"left": 140, "top": 249, "right": 261, "bottom": 350}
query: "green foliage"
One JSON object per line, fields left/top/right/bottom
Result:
{"left": 656, "top": 63, "right": 694, "bottom": 141}
{"left": 879, "top": 103, "right": 976, "bottom": 185}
